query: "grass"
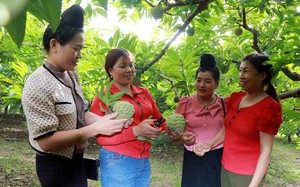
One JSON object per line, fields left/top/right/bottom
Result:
{"left": 0, "top": 116, "right": 299, "bottom": 187}
{"left": 263, "top": 137, "right": 300, "bottom": 186}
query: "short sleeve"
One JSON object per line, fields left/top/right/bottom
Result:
{"left": 257, "top": 100, "right": 282, "bottom": 135}
{"left": 22, "top": 76, "right": 59, "bottom": 139}
{"left": 175, "top": 96, "right": 190, "bottom": 116}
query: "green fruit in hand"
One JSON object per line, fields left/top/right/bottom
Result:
{"left": 166, "top": 113, "right": 186, "bottom": 133}
{"left": 186, "top": 27, "right": 195, "bottom": 36}
{"left": 151, "top": 6, "right": 164, "bottom": 19}
{"left": 112, "top": 101, "right": 135, "bottom": 120}
{"left": 234, "top": 28, "right": 243, "bottom": 36}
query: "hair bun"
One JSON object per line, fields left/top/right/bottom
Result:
{"left": 61, "top": 4, "right": 84, "bottom": 28}
{"left": 200, "top": 54, "right": 216, "bottom": 68}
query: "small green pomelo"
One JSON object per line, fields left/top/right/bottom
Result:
{"left": 151, "top": 6, "right": 164, "bottom": 20}
{"left": 112, "top": 101, "right": 135, "bottom": 120}
{"left": 166, "top": 113, "right": 186, "bottom": 133}
{"left": 186, "top": 27, "right": 195, "bottom": 36}
{"left": 234, "top": 28, "right": 243, "bottom": 36}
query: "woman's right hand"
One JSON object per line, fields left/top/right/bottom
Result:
{"left": 92, "top": 113, "right": 128, "bottom": 136}
{"left": 182, "top": 132, "right": 196, "bottom": 145}
{"left": 133, "top": 119, "right": 163, "bottom": 140}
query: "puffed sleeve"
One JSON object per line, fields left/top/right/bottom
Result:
{"left": 257, "top": 99, "right": 282, "bottom": 135}
{"left": 225, "top": 92, "right": 244, "bottom": 111}
{"left": 175, "top": 96, "right": 190, "bottom": 116}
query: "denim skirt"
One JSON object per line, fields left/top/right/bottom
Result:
{"left": 99, "top": 148, "right": 151, "bottom": 187}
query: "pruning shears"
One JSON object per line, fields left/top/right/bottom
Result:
{"left": 148, "top": 117, "right": 166, "bottom": 131}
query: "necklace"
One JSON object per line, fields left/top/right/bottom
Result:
{"left": 197, "top": 94, "right": 216, "bottom": 107}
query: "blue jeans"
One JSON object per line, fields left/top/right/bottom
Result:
{"left": 99, "top": 148, "right": 151, "bottom": 187}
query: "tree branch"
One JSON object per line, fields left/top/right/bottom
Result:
{"left": 241, "top": 8, "right": 262, "bottom": 53}
{"left": 279, "top": 88, "right": 300, "bottom": 100}
{"left": 145, "top": 0, "right": 210, "bottom": 10}
{"left": 281, "top": 68, "right": 300, "bottom": 81}
{"left": 159, "top": 74, "right": 179, "bottom": 102}
{"left": 141, "top": 0, "right": 210, "bottom": 74}
{"left": 262, "top": 26, "right": 278, "bottom": 52}
{"left": 164, "top": 0, "right": 209, "bottom": 11}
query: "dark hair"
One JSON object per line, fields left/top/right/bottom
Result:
{"left": 105, "top": 48, "right": 133, "bottom": 80}
{"left": 242, "top": 53, "right": 279, "bottom": 102}
{"left": 195, "top": 54, "right": 220, "bottom": 81}
{"left": 43, "top": 24, "right": 83, "bottom": 52}
{"left": 43, "top": 5, "right": 84, "bottom": 52}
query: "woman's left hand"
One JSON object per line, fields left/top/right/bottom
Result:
{"left": 167, "top": 128, "right": 183, "bottom": 143}
{"left": 123, "top": 118, "right": 133, "bottom": 128}
{"left": 193, "top": 142, "right": 211, "bottom": 157}
{"left": 133, "top": 119, "right": 164, "bottom": 140}
{"left": 182, "top": 132, "right": 196, "bottom": 145}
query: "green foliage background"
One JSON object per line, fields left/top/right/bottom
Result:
{"left": 0, "top": 0, "right": 299, "bottom": 142}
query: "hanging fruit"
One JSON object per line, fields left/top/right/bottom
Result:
{"left": 186, "top": 26, "right": 195, "bottom": 36}
{"left": 234, "top": 28, "right": 243, "bottom": 36}
{"left": 151, "top": 6, "right": 164, "bottom": 20}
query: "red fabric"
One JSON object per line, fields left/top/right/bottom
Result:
{"left": 222, "top": 92, "right": 282, "bottom": 175}
{"left": 91, "top": 84, "right": 165, "bottom": 158}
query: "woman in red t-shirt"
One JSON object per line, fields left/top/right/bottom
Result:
{"left": 194, "top": 53, "right": 282, "bottom": 187}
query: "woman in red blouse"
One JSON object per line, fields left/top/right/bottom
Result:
{"left": 195, "top": 53, "right": 282, "bottom": 187}
{"left": 91, "top": 48, "right": 165, "bottom": 187}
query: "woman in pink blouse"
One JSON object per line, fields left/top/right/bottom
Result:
{"left": 172, "top": 54, "right": 225, "bottom": 187}
{"left": 194, "top": 53, "right": 282, "bottom": 187}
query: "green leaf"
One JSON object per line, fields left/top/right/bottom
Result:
{"left": 96, "top": 0, "right": 108, "bottom": 11}
{"left": 104, "top": 80, "right": 113, "bottom": 105}
{"left": 108, "top": 37, "right": 113, "bottom": 47}
{"left": 11, "top": 61, "right": 30, "bottom": 79}
{"left": 27, "top": 0, "right": 62, "bottom": 31}
{"left": 5, "top": 8, "right": 27, "bottom": 48}
{"left": 94, "top": 38, "right": 110, "bottom": 48}
{"left": 85, "top": 4, "right": 93, "bottom": 18}
{"left": 99, "top": 103, "right": 106, "bottom": 112}
{"left": 112, "top": 29, "right": 120, "bottom": 47}
{"left": 137, "top": 136, "right": 148, "bottom": 141}
{"left": 96, "top": 7, "right": 107, "bottom": 17}
{"left": 166, "top": 49, "right": 180, "bottom": 62}
{"left": 187, "top": 0, "right": 193, "bottom": 5}
{"left": 95, "top": 88, "right": 104, "bottom": 101}
{"left": 110, "top": 90, "right": 126, "bottom": 101}
{"left": 0, "top": 77, "right": 13, "bottom": 85}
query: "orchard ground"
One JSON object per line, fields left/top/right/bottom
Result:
{"left": 0, "top": 114, "right": 299, "bottom": 187}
